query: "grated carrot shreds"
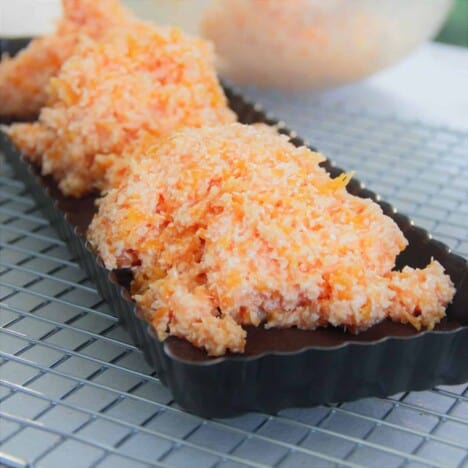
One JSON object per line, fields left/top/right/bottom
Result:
{"left": 387, "top": 260, "right": 455, "bottom": 330}
{"left": 0, "top": 0, "right": 134, "bottom": 119}
{"left": 88, "top": 123, "right": 455, "bottom": 356}
{"left": 7, "top": 22, "right": 236, "bottom": 197}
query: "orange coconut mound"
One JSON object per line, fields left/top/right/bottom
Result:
{"left": 0, "top": 0, "right": 134, "bottom": 119}
{"left": 7, "top": 22, "right": 236, "bottom": 197}
{"left": 87, "top": 124, "right": 455, "bottom": 356}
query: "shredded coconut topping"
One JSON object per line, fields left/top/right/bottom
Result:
{"left": 0, "top": 0, "right": 133, "bottom": 118}
{"left": 88, "top": 124, "right": 455, "bottom": 355}
{"left": 7, "top": 21, "right": 235, "bottom": 197}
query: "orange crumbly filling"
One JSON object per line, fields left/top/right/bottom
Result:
{"left": 6, "top": 22, "right": 235, "bottom": 197}
{"left": 0, "top": 0, "right": 134, "bottom": 119}
{"left": 87, "top": 124, "right": 455, "bottom": 356}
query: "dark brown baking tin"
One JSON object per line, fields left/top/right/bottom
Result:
{"left": 1, "top": 37, "right": 31, "bottom": 57}
{"left": 2, "top": 38, "right": 467, "bottom": 418}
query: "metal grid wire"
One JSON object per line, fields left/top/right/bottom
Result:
{"left": 1, "top": 100, "right": 468, "bottom": 468}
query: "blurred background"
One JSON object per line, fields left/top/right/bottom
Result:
{"left": 0, "top": 0, "right": 467, "bottom": 127}
{"left": 1, "top": 0, "right": 466, "bottom": 44}
{"left": 2, "top": 0, "right": 466, "bottom": 75}
{"left": 1, "top": 1, "right": 466, "bottom": 49}
{"left": 0, "top": 1, "right": 466, "bottom": 82}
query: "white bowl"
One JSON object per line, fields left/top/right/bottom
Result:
{"left": 126, "top": 0, "right": 454, "bottom": 89}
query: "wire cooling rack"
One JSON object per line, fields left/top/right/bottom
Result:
{"left": 1, "top": 99, "right": 468, "bottom": 468}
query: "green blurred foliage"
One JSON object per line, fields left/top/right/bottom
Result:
{"left": 435, "top": 0, "right": 468, "bottom": 46}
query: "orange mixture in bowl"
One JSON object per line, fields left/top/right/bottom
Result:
{"left": 0, "top": 0, "right": 134, "bottom": 119}
{"left": 6, "top": 22, "right": 235, "bottom": 197}
{"left": 88, "top": 123, "right": 455, "bottom": 356}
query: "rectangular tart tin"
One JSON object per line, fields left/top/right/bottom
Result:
{"left": 1, "top": 38, "right": 467, "bottom": 418}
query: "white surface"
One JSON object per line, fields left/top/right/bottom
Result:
{"left": 281, "top": 42, "right": 468, "bottom": 131}
{"left": 0, "top": 0, "right": 60, "bottom": 36}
